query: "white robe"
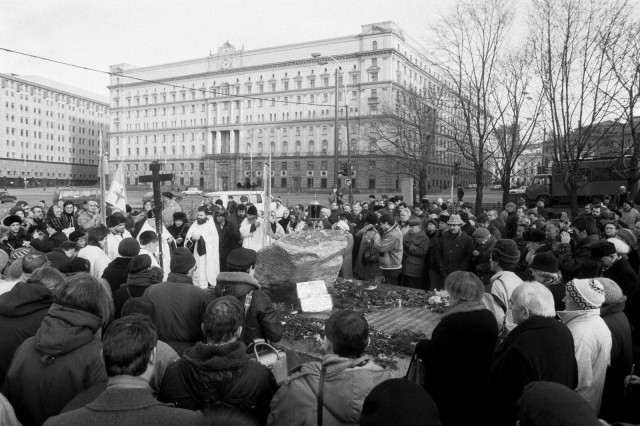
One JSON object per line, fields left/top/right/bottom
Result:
{"left": 106, "top": 230, "right": 133, "bottom": 260}
{"left": 240, "top": 217, "right": 267, "bottom": 251}
{"left": 136, "top": 220, "right": 171, "bottom": 280}
{"left": 186, "top": 217, "right": 220, "bottom": 289}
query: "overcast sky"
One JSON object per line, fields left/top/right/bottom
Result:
{"left": 0, "top": 0, "right": 461, "bottom": 98}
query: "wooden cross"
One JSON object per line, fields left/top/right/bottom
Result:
{"left": 139, "top": 161, "right": 174, "bottom": 267}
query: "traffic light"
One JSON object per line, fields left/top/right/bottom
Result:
{"left": 453, "top": 162, "right": 461, "bottom": 176}
{"left": 338, "top": 162, "right": 348, "bottom": 177}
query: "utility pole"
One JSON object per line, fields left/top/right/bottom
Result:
{"left": 333, "top": 69, "right": 339, "bottom": 187}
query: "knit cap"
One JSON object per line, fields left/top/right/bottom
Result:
{"left": 596, "top": 277, "right": 625, "bottom": 306}
{"left": 128, "top": 254, "right": 152, "bottom": 274}
{"left": 118, "top": 238, "right": 141, "bottom": 258}
{"left": 170, "top": 247, "right": 196, "bottom": 273}
{"left": 566, "top": 279, "right": 605, "bottom": 309}
{"left": 491, "top": 239, "right": 520, "bottom": 264}
{"left": 472, "top": 228, "right": 490, "bottom": 239}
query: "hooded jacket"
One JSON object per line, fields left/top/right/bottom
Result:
{"left": 375, "top": 222, "right": 403, "bottom": 270}
{"left": 557, "top": 309, "right": 612, "bottom": 413}
{"left": 0, "top": 281, "right": 54, "bottom": 385}
{"left": 3, "top": 303, "right": 106, "bottom": 426}
{"left": 159, "top": 341, "right": 277, "bottom": 424}
{"left": 101, "top": 256, "right": 133, "bottom": 295}
{"left": 214, "top": 272, "right": 282, "bottom": 345}
{"left": 267, "top": 354, "right": 394, "bottom": 426}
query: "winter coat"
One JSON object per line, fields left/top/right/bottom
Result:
{"left": 142, "top": 272, "right": 211, "bottom": 356}
{"left": 375, "top": 222, "right": 403, "bottom": 270}
{"left": 0, "top": 228, "right": 28, "bottom": 253}
{"left": 432, "top": 230, "right": 474, "bottom": 277}
{"left": 166, "top": 222, "right": 190, "bottom": 248}
{"left": 543, "top": 274, "right": 566, "bottom": 313}
{"left": 113, "top": 267, "right": 163, "bottom": 319}
{"left": 44, "top": 379, "right": 200, "bottom": 426}
{"left": 0, "top": 281, "right": 54, "bottom": 386}
{"left": 557, "top": 309, "right": 613, "bottom": 413}
{"left": 601, "top": 257, "right": 638, "bottom": 299}
{"left": 474, "top": 236, "right": 497, "bottom": 286}
{"left": 505, "top": 211, "right": 519, "bottom": 239}
{"left": 160, "top": 341, "right": 277, "bottom": 424}
{"left": 59, "top": 212, "right": 78, "bottom": 230}
{"left": 416, "top": 302, "right": 498, "bottom": 426}
{"left": 485, "top": 316, "right": 578, "bottom": 426}
{"left": 30, "top": 232, "right": 68, "bottom": 253}
{"left": 402, "top": 230, "right": 429, "bottom": 278}
{"left": 76, "top": 210, "right": 101, "bottom": 231}
{"left": 77, "top": 244, "right": 111, "bottom": 279}
{"left": 354, "top": 225, "right": 382, "bottom": 280}
{"left": 3, "top": 303, "right": 107, "bottom": 426}
{"left": 214, "top": 272, "right": 282, "bottom": 345}
{"left": 101, "top": 256, "right": 133, "bottom": 295}
{"left": 216, "top": 221, "right": 241, "bottom": 271}
{"left": 599, "top": 298, "right": 633, "bottom": 422}
{"left": 556, "top": 234, "right": 601, "bottom": 281}
{"left": 267, "top": 354, "right": 394, "bottom": 426}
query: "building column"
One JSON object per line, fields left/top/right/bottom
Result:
{"left": 207, "top": 131, "right": 214, "bottom": 154}
{"left": 215, "top": 131, "right": 222, "bottom": 155}
{"left": 230, "top": 129, "right": 236, "bottom": 154}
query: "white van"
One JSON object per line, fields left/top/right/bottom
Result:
{"left": 201, "top": 190, "right": 276, "bottom": 213}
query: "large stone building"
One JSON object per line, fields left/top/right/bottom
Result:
{"left": 108, "top": 21, "right": 473, "bottom": 195}
{"left": 0, "top": 73, "right": 109, "bottom": 188}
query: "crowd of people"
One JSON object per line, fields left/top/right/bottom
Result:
{"left": 0, "top": 187, "right": 640, "bottom": 425}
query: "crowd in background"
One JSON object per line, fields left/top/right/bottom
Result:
{"left": 0, "top": 186, "right": 640, "bottom": 425}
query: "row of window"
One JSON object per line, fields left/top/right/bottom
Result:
{"left": 2, "top": 80, "right": 108, "bottom": 113}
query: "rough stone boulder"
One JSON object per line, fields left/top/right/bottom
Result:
{"left": 254, "top": 230, "right": 352, "bottom": 301}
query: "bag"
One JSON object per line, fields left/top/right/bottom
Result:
{"left": 405, "top": 350, "right": 425, "bottom": 388}
{"left": 247, "top": 338, "right": 288, "bottom": 385}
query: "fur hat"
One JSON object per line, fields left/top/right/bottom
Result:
{"left": 607, "top": 237, "right": 630, "bottom": 254}
{"left": 170, "top": 248, "right": 196, "bottom": 273}
{"left": 162, "top": 192, "right": 174, "bottom": 199}
{"left": 247, "top": 205, "right": 258, "bottom": 216}
{"left": 118, "top": 238, "right": 140, "bottom": 258}
{"left": 173, "top": 211, "right": 187, "bottom": 221}
{"left": 491, "top": 239, "right": 520, "bottom": 264}
{"left": 590, "top": 241, "right": 617, "bottom": 259}
{"left": 106, "top": 215, "right": 121, "bottom": 228}
{"left": 529, "top": 252, "right": 559, "bottom": 273}
{"left": 407, "top": 216, "right": 422, "bottom": 227}
{"left": 2, "top": 215, "right": 22, "bottom": 226}
{"left": 8, "top": 207, "right": 24, "bottom": 216}
{"left": 68, "top": 230, "right": 86, "bottom": 242}
{"left": 566, "top": 278, "right": 605, "bottom": 309}
{"left": 438, "top": 214, "right": 450, "bottom": 224}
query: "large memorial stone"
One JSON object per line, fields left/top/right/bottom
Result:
{"left": 255, "top": 229, "right": 351, "bottom": 304}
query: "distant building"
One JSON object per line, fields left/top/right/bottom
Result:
{"left": 0, "top": 73, "right": 109, "bottom": 188}
{"left": 108, "top": 22, "right": 475, "bottom": 194}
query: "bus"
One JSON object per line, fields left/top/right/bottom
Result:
{"left": 524, "top": 158, "right": 627, "bottom": 207}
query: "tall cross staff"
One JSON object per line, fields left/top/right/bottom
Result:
{"left": 139, "top": 161, "right": 174, "bottom": 267}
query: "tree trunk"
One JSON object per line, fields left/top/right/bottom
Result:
{"left": 419, "top": 170, "right": 428, "bottom": 199}
{"left": 569, "top": 187, "right": 579, "bottom": 219}
{"left": 474, "top": 169, "right": 484, "bottom": 217}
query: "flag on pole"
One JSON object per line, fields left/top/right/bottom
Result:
{"left": 105, "top": 162, "right": 127, "bottom": 212}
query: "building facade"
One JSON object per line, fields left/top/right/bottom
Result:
{"left": 0, "top": 73, "right": 109, "bottom": 188}
{"left": 108, "top": 22, "right": 473, "bottom": 194}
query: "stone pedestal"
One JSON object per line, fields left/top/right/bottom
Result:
{"left": 255, "top": 229, "right": 351, "bottom": 305}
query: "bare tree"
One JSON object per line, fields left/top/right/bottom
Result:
{"left": 430, "top": 0, "right": 515, "bottom": 215}
{"left": 600, "top": 13, "right": 640, "bottom": 197}
{"left": 490, "top": 45, "right": 545, "bottom": 206}
{"left": 530, "top": 0, "right": 628, "bottom": 216}
{"left": 365, "top": 88, "right": 437, "bottom": 198}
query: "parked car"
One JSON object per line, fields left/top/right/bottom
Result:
{"left": 490, "top": 184, "right": 503, "bottom": 190}
{"left": 0, "top": 191, "right": 17, "bottom": 203}
{"left": 509, "top": 185, "right": 528, "bottom": 194}
{"left": 182, "top": 187, "right": 203, "bottom": 196}
{"left": 201, "top": 190, "right": 276, "bottom": 213}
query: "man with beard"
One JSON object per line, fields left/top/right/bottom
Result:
{"left": 186, "top": 206, "right": 220, "bottom": 289}
{"left": 214, "top": 209, "right": 240, "bottom": 272}
{"left": 0, "top": 215, "right": 28, "bottom": 254}
{"left": 167, "top": 212, "right": 190, "bottom": 249}
{"left": 105, "top": 214, "right": 133, "bottom": 260}
{"left": 228, "top": 203, "right": 246, "bottom": 229}
{"left": 240, "top": 205, "right": 265, "bottom": 251}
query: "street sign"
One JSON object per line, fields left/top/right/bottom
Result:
{"left": 344, "top": 178, "right": 351, "bottom": 186}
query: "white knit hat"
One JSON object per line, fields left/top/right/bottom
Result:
{"left": 566, "top": 279, "right": 605, "bottom": 310}
{"left": 608, "top": 237, "right": 630, "bottom": 254}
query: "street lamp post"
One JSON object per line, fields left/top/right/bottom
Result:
{"left": 311, "top": 53, "right": 352, "bottom": 204}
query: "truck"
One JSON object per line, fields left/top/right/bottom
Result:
{"left": 524, "top": 158, "right": 627, "bottom": 207}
